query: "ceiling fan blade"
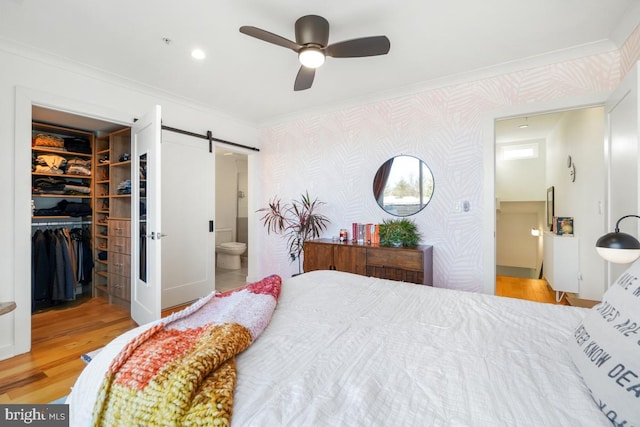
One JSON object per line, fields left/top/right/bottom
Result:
{"left": 325, "top": 36, "right": 390, "bottom": 58}
{"left": 295, "top": 15, "right": 329, "bottom": 46}
{"left": 239, "top": 26, "right": 300, "bottom": 52}
{"left": 294, "top": 66, "right": 315, "bottom": 91}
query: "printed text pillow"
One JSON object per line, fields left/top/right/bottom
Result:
{"left": 567, "top": 259, "right": 640, "bottom": 426}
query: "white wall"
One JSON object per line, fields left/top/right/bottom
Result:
{"left": 496, "top": 201, "right": 545, "bottom": 273}
{"left": 496, "top": 139, "right": 546, "bottom": 201}
{"left": 255, "top": 29, "right": 639, "bottom": 291}
{"left": 546, "top": 107, "right": 606, "bottom": 300}
{"left": 237, "top": 158, "right": 249, "bottom": 218}
{"left": 0, "top": 43, "right": 258, "bottom": 360}
{"left": 215, "top": 153, "right": 241, "bottom": 240}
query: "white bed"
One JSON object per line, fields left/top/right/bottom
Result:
{"left": 69, "top": 270, "right": 617, "bottom": 426}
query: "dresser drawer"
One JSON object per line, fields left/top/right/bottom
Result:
{"left": 108, "top": 236, "right": 131, "bottom": 255}
{"left": 108, "top": 219, "right": 131, "bottom": 237}
{"left": 366, "top": 247, "right": 423, "bottom": 271}
{"left": 108, "top": 273, "right": 130, "bottom": 301}
{"left": 108, "top": 252, "right": 131, "bottom": 277}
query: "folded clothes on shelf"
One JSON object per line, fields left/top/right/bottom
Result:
{"left": 33, "top": 200, "right": 92, "bottom": 217}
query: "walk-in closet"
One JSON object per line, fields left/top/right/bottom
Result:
{"left": 31, "top": 107, "right": 132, "bottom": 312}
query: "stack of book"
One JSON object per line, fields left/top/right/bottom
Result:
{"left": 351, "top": 223, "right": 380, "bottom": 245}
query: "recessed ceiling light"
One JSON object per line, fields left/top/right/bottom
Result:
{"left": 191, "top": 49, "right": 206, "bottom": 60}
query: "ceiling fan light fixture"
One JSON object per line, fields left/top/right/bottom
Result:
{"left": 298, "top": 46, "right": 325, "bottom": 68}
{"left": 239, "top": 15, "right": 390, "bottom": 89}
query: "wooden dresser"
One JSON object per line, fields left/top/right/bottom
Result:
{"left": 303, "top": 239, "right": 433, "bottom": 285}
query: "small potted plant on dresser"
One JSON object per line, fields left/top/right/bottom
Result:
{"left": 379, "top": 218, "right": 421, "bottom": 247}
{"left": 257, "top": 191, "right": 330, "bottom": 275}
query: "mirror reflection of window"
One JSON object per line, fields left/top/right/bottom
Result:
{"left": 373, "top": 155, "right": 434, "bottom": 216}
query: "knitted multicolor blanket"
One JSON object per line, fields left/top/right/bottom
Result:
{"left": 91, "top": 275, "right": 282, "bottom": 427}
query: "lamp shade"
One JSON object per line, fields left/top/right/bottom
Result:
{"left": 595, "top": 229, "right": 640, "bottom": 264}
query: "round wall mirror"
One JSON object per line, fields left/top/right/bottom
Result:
{"left": 373, "top": 155, "right": 434, "bottom": 217}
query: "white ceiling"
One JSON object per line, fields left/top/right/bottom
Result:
{"left": 495, "top": 112, "right": 565, "bottom": 144}
{"left": 2, "top": 1, "right": 639, "bottom": 126}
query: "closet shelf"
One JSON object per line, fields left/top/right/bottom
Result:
{"left": 111, "top": 160, "right": 131, "bottom": 167}
{"left": 32, "top": 215, "right": 91, "bottom": 220}
{"left": 32, "top": 147, "right": 92, "bottom": 158}
{"left": 32, "top": 194, "right": 91, "bottom": 199}
{"left": 32, "top": 172, "right": 92, "bottom": 179}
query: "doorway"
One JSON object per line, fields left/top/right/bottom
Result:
{"left": 492, "top": 105, "right": 607, "bottom": 301}
{"left": 494, "top": 112, "right": 564, "bottom": 280}
{"left": 29, "top": 106, "right": 130, "bottom": 333}
{"left": 215, "top": 148, "right": 249, "bottom": 292}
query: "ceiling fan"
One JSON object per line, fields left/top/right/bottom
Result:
{"left": 239, "top": 15, "right": 391, "bottom": 91}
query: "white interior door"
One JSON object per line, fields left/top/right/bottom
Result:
{"left": 131, "top": 106, "right": 162, "bottom": 325}
{"left": 160, "top": 131, "right": 215, "bottom": 308}
{"left": 606, "top": 63, "right": 640, "bottom": 286}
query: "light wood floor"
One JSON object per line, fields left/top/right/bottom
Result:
{"left": 0, "top": 297, "right": 188, "bottom": 404}
{"left": 0, "top": 276, "right": 565, "bottom": 404}
{"left": 496, "top": 275, "right": 568, "bottom": 305}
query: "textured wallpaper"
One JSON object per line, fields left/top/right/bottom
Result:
{"left": 257, "top": 26, "right": 640, "bottom": 292}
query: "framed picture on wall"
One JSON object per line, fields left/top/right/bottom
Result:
{"left": 547, "top": 186, "right": 554, "bottom": 231}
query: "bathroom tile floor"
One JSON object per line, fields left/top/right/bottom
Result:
{"left": 215, "top": 257, "right": 248, "bottom": 292}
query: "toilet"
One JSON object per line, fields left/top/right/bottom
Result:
{"left": 215, "top": 229, "right": 246, "bottom": 269}
{"left": 216, "top": 242, "right": 247, "bottom": 269}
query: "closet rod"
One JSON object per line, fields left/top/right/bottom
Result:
{"left": 31, "top": 220, "right": 92, "bottom": 227}
{"left": 161, "top": 125, "right": 260, "bottom": 152}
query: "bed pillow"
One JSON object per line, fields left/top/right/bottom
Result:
{"left": 567, "top": 259, "right": 640, "bottom": 426}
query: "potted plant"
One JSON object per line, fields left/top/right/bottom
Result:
{"left": 379, "top": 218, "right": 421, "bottom": 247}
{"left": 257, "top": 191, "right": 330, "bottom": 274}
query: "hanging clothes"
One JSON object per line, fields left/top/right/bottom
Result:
{"left": 31, "top": 226, "right": 93, "bottom": 311}
{"left": 70, "top": 227, "right": 93, "bottom": 286}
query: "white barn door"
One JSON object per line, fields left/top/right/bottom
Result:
{"left": 160, "top": 130, "right": 215, "bottom": 308}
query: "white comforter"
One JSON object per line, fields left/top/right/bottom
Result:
{"left": 69, "top": 270, "right": 610, "bottom": 426}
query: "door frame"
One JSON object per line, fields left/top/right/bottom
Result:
{"left": 11, "top": 86, "right": 133, "bottom": 357}
{"left": 10, "top": 87, "right": 262, "bottom": 359}
{"left": 481, "top": 92, "right": 612, "bottom": 296}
